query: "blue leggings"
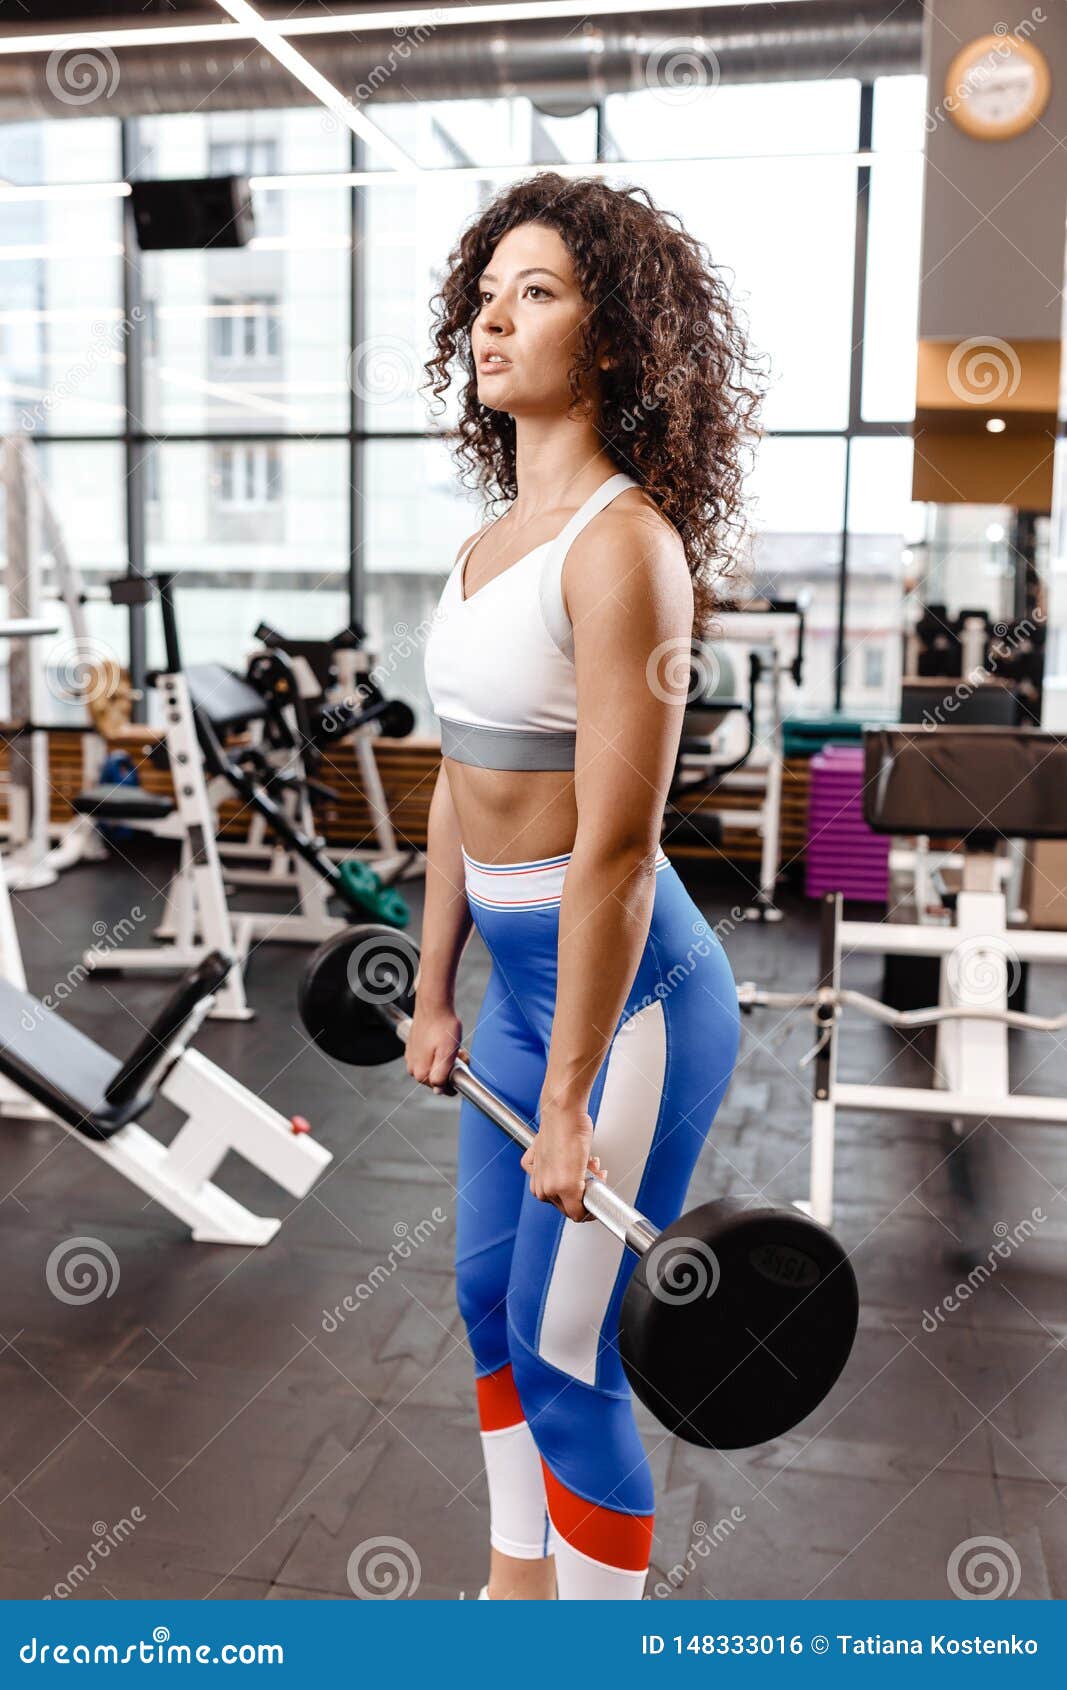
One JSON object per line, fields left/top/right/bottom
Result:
{"left": 455, "top": 844, "right": 739, "bottom": 1579}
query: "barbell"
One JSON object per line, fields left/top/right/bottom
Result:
{"left": 299, "top": 925, "right": 860, "bottom": 1451}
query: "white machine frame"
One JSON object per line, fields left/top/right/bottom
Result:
{"left": 673, "top": 608, "right": 804, "bottom": 919}
{"left": 1, "top": 435, "right": 109, "bottom": 888}
{"left": 740, "top": 863, "right": 1067, "bottom": 1227}
{"left": 218, "top": 642, "right": 423, "bottom": 895}
{"left": 717, "top": 610, "right": 793, "bottom": 919}
{"left": 77, "top": 669, "right": 258, "bottom": 1019}
{"left": 0, "top": 818, "right": 331, "bottom": 1247}
{"left": 674, "top": 605, "right": 803, "bottom": 921}
{"left": 81, "top": 634, "right": 420, "bottom": 1018}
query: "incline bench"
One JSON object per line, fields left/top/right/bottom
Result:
{"left": 0, "top": 939, "right": 331, "bottom": 1246}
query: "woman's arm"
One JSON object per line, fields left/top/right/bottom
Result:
{"left": 405, "top": 763, "right": 475, "bottom": 1095}
{"left": 414, "top": 762, "right": 474, "bottom": 1010}
{"left": 406, "top": 528, "right": 483, "bottom": 1090}
{"left": 521, "top": 508, "right": 693, "bottom": 1219}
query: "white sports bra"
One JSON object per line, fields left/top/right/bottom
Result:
{"left": 424, "top": 471, "right": 641, "bottom": 770}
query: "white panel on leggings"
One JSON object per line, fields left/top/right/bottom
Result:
{"left": 551, "top": 1529, "right": 648, "bottom": 1599}
{"left": 536, "top": 1000, "right": 666, "bottom": 1384}
{"left": 480, "top": 1422, "right": 549, "bottom": 1559}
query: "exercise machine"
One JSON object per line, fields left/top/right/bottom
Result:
{"left": 0, "top": 586, "right": 331, "bottom": 1240}
{"left": 73, "top": 575, "right": 416, "bottom": 1016}
{"left": 882, "top": 678, "right": 1028, "bottom": 1008}
{"left": 219, "top": 622, "right": 423, "bottom": 898}
{"left": 0, "top": 845, "right": 331, "bottom": 1244}
{"left": 665, "top": 599, "right": 806, "bottom": 921}
{"left": 738, "top": 726, "right": 1067, "bottom": 1232}
{"left": 0, "top": 435, "right": 111, "bottom": 888}
{"left": 902, "top": 600, "right": 1044, "bottom": 725}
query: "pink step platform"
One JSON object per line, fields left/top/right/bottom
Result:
{"left": 805, "top": 743, "right": 889, "bottom": 901}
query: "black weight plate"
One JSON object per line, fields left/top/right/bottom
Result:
{"left": 380, "top": 700, "right": 416, "bottom": 739}
{"left": 618, "top": 1199, "right": 858, "bottom": 1449}
{"left": 298, "top": 923, "right": 416, "bottom": 1066}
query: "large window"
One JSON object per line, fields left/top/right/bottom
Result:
{"left": 361, "top": 436, "right": 484, "bottom": 729}
{"left": 143, "top": 439, "right": 348, "bottom": 669}
{"left": 0, "top": 116, "right": 125, "bottom": 438}
{"left": 214, "top": 441, "right": 282, "bottom": 507}
{"left": 842, "top": 436, "right": 925, "bottom": 712}
{"left": 0, "top": 77, "right": 929, "bottom": 725}
{"left": 0, "top": 439, "right": 128, "bottom": 718}
{"left": 210, "top": 297, "right": 282, "bottom": 363}
{"left": 613, "top": 154, "right": 859, "bottom": 433}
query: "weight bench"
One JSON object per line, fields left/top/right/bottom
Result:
{"left": 0, "top": 941, "right": 332, "bottom": 1244}
{"left": 72, "top": 786, "right": 175, "bottom": 826}
{"left": 76, "top": 575, "right": 412, "bottom": 1019}
{"left": 739, "top": 725, "right": 1067, "bottom": 1226}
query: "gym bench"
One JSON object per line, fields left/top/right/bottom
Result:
{"left": 0, "top": 944, "right": 331, "bottom": 1245}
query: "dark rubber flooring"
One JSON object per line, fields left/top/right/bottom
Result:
{"left": 1, "top": 840, "right": 1065, "bottom": 1600}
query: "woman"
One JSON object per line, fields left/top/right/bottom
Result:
{"left": 412, "top": 172, "right": 764, "bottom": 1600}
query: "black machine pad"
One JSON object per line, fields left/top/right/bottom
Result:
{"left": 0, "top": 979, "right": 122, "bottom": 1136}
{"left": 186, "top": 663, "right": 270, "bottom": 733}
{"left": 72, "top": 785, "right": 174, "bottom": 821}
{"left": 864, "top": 726, "right": 1067, "bottom": 839}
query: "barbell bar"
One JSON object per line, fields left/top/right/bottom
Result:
{"left": 299, "top": 925, "right": 860, "bottom": 1451}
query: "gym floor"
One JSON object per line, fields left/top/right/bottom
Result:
{"left": 1, "top": 842, "right": 1065, "bottom": 1601}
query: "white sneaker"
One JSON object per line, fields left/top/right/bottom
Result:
{"left": 478, "top": 1585, "right": 489, "bottom": 1600}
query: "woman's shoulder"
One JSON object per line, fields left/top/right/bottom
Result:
{"left": 564, "top": 489, "right": 690, "bottom": 622}
{"left": 591, "top": 488, "right": 687, "bottom": 575}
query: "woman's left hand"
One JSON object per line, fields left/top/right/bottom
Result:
{"left": 521, "top": 1102, "right": 606, "bottom": 1223}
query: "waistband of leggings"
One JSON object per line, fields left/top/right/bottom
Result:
{"left": 462, "top": 844, "right": 670, "bottom": 911}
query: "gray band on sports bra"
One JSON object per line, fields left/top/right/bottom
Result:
{"left": 439, "top": 716, "right": 576, "bottom": 770}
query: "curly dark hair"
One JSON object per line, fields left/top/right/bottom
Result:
{"left": 423, "top": 171, "right": 767, "bottom": 638}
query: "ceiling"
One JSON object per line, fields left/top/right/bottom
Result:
{"left": 10, "top": 0, "right": 522, "bottom": 22}
{"left": 1, "top": 3, "right": 925, "bottom": 123}
{"left": 12, "top": 0, "right": 218, "bottom": 19}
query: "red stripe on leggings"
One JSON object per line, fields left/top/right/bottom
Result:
{"left": 475, "top": 1364, "right": 526, "bottom": 1432}
{"left": 541, "top": 1460, "right": 654, "bottom": 1572}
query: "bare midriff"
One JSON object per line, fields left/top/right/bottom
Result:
{"left": 443, "top": 762, "right": 578, "bottom": 865}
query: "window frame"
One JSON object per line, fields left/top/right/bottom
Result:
{"left": 11, "top": 88, "right": 917, "bottom": 713}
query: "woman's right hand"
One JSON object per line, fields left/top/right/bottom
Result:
{"left": 405, "top": 1000, "right": 467, "bottom": 1096}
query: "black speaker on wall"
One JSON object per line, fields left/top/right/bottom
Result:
{"left": 129, "top": 176, "right": 254, "bottom": 251}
